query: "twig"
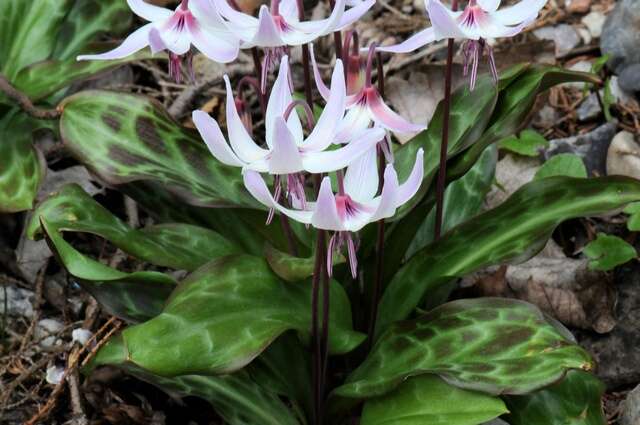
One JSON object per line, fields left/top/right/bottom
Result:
{"left": 67, "top": 369, "right": 88, "bottom": 425}
{"left": 0, "top": 74, "right": 60, "bottom": 120}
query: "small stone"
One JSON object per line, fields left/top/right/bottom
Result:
{"left": 601, "top": 0, "right": 640, "bottom": 73}
{"left": 72, "top": 328, "right": 93, "bottom": 346}
{"left": 577, "top": 92, "right": 602, "bottom": 121}
{"left": 610, "top": 76, "right": 635, "bottom": 105}
{"left": 534, "top": 24, "right": 581, "bottom": 58}
{"left": 607, "top": 131, "right": 640, "bottom": 179}
{"left": 618, "top": 63, "right": 640, "bottom": 93}
{"left": 544, "top": 122, "right": 617, "bottom": 176}
{"left": 413, "top": 0, "right": 425, "bottom": 11}
{"left": 567, "top": 0, "right": 590, "bottom": 13}
{"left": 581, "top": 11, "right": 606, "bottom": 38}
{"left": 0, "top": 286, "right": 35, "bottom": 318}
{"left": 35, "top": 319, "right": 64, "bottom": 348}
{"left": 577, "top": 27, "right": 592, "bottom": 45}
{"left": 534, "top": 105, "right": 559, "bottom": 128}
{"left": 621, "top": 384, "right": 640, "bottom": 425}
{"left": 45, "top": 365, "right": 65, "bottom": 385}
{"left": 401, "top": 4, "right": 413, "bottom": 13}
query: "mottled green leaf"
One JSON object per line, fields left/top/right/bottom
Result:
{"left": 583, "top": 233, "right": 636, "bottom": 271}
{"left": 406, "top": 145, "right": 497, "bottom": 259}
{"left": 377, "top": 176, "right": 640, "bottom": 335}
{"left": 39, "top": 217, "right": 175, "bottom": 322}
{"left": 361, "top": 374, "right": 508, "bottom": 425}
{"left": 624, "top": 202, "right": 640, "bottom": 231}
{"left": 499, "top": 130, "right": 548, "bottom": 157}
{"left": 448, "top": 67, "right": 598, "bottom": 180}
{"left": 53, "top": 0, "right": 133, "bottom": 61}
{"left": 535, "top": 154, "right": 587, "bottom": 180}
{"left": 336, "top": 298, "right": 592, "bottom": 400}
{"left": 0, "top": 110, "right": 45, "bottom": 213}
{"left": 0, "top": 0, "right": 72, "bottom": 80}
{"left": 29, "top": 184, "right": 240, "bottom": 272}
{"left": 59, "top": 90, "right": 255, "bottom": 208}
{"left": 90, "top": 362, "right": 301, "bottom": 425}
{"left": 504, "top": 370, "right": 606, "bottom": 425}
{"left": 14, "top": 46, "right": 160, "bottom": 101}
{"left": 265, "top": 243, "right": 343, "bottom": 282}
{"left": 97, "top": 255, "right": 365, "bottom": 376}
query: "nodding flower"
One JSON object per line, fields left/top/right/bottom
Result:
{"left": 77, "top": 0, "right": 240, "bottom": 83}
{"left": 311, "top": 39, "right": 426, "bottom": 143}
{"left": 243, "top": 147, "right": 424, "bottom": 277}
{"left": 377, "top": 0, "right": 547, "bottom": 89}
{"left": 193, "top": 56, "right": 384, "bottom": 211}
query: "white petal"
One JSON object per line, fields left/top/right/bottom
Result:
{"left": 344, "top": 146, "right": 379, "bottom": 203}
{"left": 251, "top": 5, "right": 285, "bottom": 47}
{"left": 265, "top": 56, "right": 303, "bottom": 147}
{"left": 158, "top": 19, "right": 192, "bottom": 55}
{"left": 224, "top": 76, "right": 270, "bottom": 162}
{"left": 311, "top": 177, "right": 345, "bottom": 231}
{"left": 190, "top": 0, "right": 228, "bottom": 29}
{"left": 310, "top": 44, "right": 332, "bottom": 102}
{"left": 334, "top": 104, "right": 372, "bottom": 144}
{"left": 302, "top": 127, "right": 383, "bottom": 173}
{"left": 478, "top": 0, "right": 501, "bottom": 12}
{"left": 426, "top": 0, "right": 470, "bottom": 40}
{"left": 284, "top": 0, "right": 346, "bottom": 42}
{"left": 303, "top": 60, "right": 347, "bottom": 152}
{"left": 376, "top": 27, "right": 436, "bottom": 54}
{"left": 189, "top": 22, "right": 239, "bottom": 63}
{"left": 396, "top": 148, "right": 424, "bottom": 205}
{"left": 369, "top": 164, "right": 400, "bottom": 222}
{"left": 335, "top": 0, "right": 375, "bottom": 30}
{"left": 268, "top": 118, "right": 304, "bottom": 174}
{"left": 243, "top": 170, "right": 313, "bottom": 223}
{"left": 279, "top": 0, "right": 299, "bottom": 21}
{"left": 127, "top": 0, "right": 172, "bottom": 21}
{"left": 476, "top": 13, "right": 529, "bottom": 38}
{"left": 192, "top": 110, "right": 244, "bottom": 167}
{"left": 77, "top": 24, "right": 152, "bottom": 61}
{"left": 492, "top": 0, "right": 547, "bottom": 25}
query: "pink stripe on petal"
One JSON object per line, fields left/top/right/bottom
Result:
{"left": 127, "top": 0, "right": 172, "bottom": 21}
{"left": 376, "top": 27, "right": 436, "bottom": 54}
{"left": 192, "top": 110, "right": 243, "bottom": 167}
{"left": 77, "top": 24, "right": 152, "bottom": 61}
{"left": 311, "top": 178, "right": 344, "bottom": 231}
{"left": 366, "top": 87, "right": 426, "bottom": 134}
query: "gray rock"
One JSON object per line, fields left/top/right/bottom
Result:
{"left": 576, "top": 263, "right": 640, "bottom": 388}
{"left": 534, "top": 24, "right": 581, "bottom": 58}
{"left": 607, "top": 131, "right": 640, "bottom": 179}
{"left": 577, "top": 92, "right": 602, "bottom": 121}
{"left": 0, "top": 286, "right": 35, "bottom": 318}
{"left": 581, "top": 11, "right": 606, "bottom": 38}
{"left": 601, "top": 0, "right": 640, "bottom": 73}
{"left": 35, "top": 318, "right": 64, "bottom": 348}
{"left": 543, "top": 122, "right": 617, "bottom": 176}
{"left": 618, "top": 63, "right": 640, "bottom": 93}
{"left": 621, "top": 384, "right": 640, "bottom": 425}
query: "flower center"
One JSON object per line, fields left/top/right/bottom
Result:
{"left": 335, "top": 195, "right": 361, "bottom": 220}
{"left": 459, "top": 4, "right": 485, "bottom": 27}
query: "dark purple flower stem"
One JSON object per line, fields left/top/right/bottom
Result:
{"left": 366, "top": 49, "right": 386, "bottom": 351}
{"left": 329, "top": 0, "right": 343, "bottom": 59}
{"left": 434, "top": 0, "right": 458, "bottom": 241}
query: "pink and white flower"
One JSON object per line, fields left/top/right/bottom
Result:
{"left": 77, "top": 0, "right": 240, "bottom": 81}
{"left": 311, "top": 43, "right": 426, "bottom": 143}
{"left": 243, "top": 147, "right": 424, "bottom": 276}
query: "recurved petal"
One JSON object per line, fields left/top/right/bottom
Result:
{"left": 127, "top": 0, "right": 172, "bottom": 21}
{"left": 269, "top": 118, "right": 304, "bottom": 174}
{"left": 243, "top": 170, "right": 313, "bottom": 223}
{"left": 334, "top": 104, "right": 372, "bottom": 144}
{"left": 224, "top": 76, "right": 270, "bottom": 162}
{"left": 189, "top": 23, "right": 239, "bottom": 63}
{"left": 311, "top": 177, "right": 344, "bottom": 231}
{"left": 478, "top": 0, "right": 501, "bottom": 12}
{"left": 335, "top": 0, "right": 375, "bottom": 30}
{"left": 310, "top": 44, "right": 332, "bottom": 102}
{"left": 426, "top": 0, "right": 469, "bottom": 40}
{"left": 369, "top": 164, "right": 400, "bottom": 222}
{"left": 302, "top": 127, "right": 384, "bottom": 173}
{"left": 366, "top": 87, "right": 426, "bottom": 134}
{"left": 190, "top": 0, "right": 228, "bottom": 29}
{"left": 376, "top": 27, "right": 436, "bottom": 53}
{"left": 192, "top": 110, "right": 244, "bottom": 167}
{"left": 77, "top": 24, "right": 152, "bottom": 61}
{"left": 284, "top": 0, "right": 346, "bottom": 39}
{"left": 265, "top": 56, "right": 303, "bottom": 147}
{"left": 492, "top": 0, "right": 547, "bottom": 25}
{"left": 476, "top": 13, "right": 530, "bottom": 38}
{"left": 304, "top": 60, "right": 347, "bottom": 152}
{"left": 396, "top": 148, "right": 424, "bottom": 205}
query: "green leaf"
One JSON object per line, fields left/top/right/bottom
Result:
{"left": 406, "top": 145, "right": 497, "bottom": 259}
{"left": 603, "top": 78, "right": 614, "bottom": 122}
{"left": 39, "top": 217, "right": 176, "bottom": 322}
{"left": 624, "top": 202, "right": 640, "bottom": 231}
{"left": 0, "top": 0, "right": 72, "bottom": 80}
{"left": 96, "top": 255, "right": 365, "bottom": 376}
{"left": 535, "top": 154, "right": 588, "bottom": 180}
{"left": 498, "top": 130, "right": 548, "bottom": 157}
{"left": 90, "top": 362, "right": 301, "bottom": 425}
{"left": 504, "top": 370, "right": 606, "bottom": 425}
{"left": 0, "top": 110, "right": 45, "bottom": 213}
{"left": 53, "top": 0, "right": 133, "bottom": 61}
{"left": 265, "top": 243, "right": 344, "bottom": 282}
{"left": 335, "top": 298, "right": 592, "bottom": 401}
{"left": 14, "top": 46, "right": 160, "bottom": 102}
{"left": 29, "top": 184, "right": 240, "bottom": 272}
{"left": 361, "top": 374, "right": 508, "bottom": 425}
{"left": 377, "top": 176, "right": 640, "bottom": 335}
{"left": 583, "top": 233, "right": 636, "bottom": 271}
{"left": 59, "top": 90, "right": 255, "bottom": 208}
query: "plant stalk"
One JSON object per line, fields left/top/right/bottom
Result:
{"left": 0, "top": 74, "right": 60, "bottom": 120}
{"left": 434, "top": 0, "right": 458, "bottom": 241}
{"left": 311, "top": 228, "right": 327, "bottom": 425}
